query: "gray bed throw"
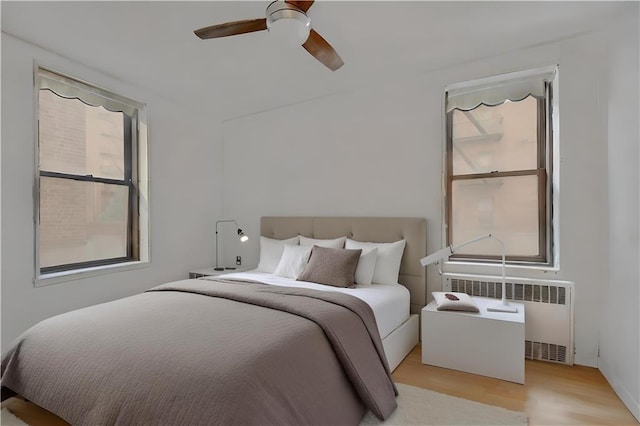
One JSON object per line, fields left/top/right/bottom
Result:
{"left": 1, "top": 278, "right": 397, "bottom": 425}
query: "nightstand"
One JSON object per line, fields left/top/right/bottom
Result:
{"left": 188, "top": 267, "right": 248, "bottom": 279}
{"left": 421, "top": 296, "right": 525, "bottom": 384}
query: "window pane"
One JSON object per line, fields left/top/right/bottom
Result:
{"left": 452, "top": 96, "right": 538, "bottom": 175}
{"left": 39, "top": 90, "right": 125, "bottom": 180}
{"left": 451, "top": 174, "right": 539, "bottom": 257}
{"left": 39, "top": 177, "right": 129, "bottom": 268}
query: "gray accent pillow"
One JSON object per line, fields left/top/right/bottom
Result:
{"left": 298, "top": 246, "right": 362, "bottom": 288}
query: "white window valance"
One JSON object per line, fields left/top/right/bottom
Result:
{"left": 446, "top": 65, "right": 557, "bottom": 112}
{"left": 37, "top": 68, "right": 144, "bottom": 116}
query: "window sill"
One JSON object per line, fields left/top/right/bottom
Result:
{"left": 443, "top": 260, "right": 560, "bottom": 276}
{"left": 34, "top": 260, "right": 150, "bottom": 287}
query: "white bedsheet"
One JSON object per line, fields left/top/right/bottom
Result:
{"left": 201, "top": 270, "right": 410, "bottom": 339}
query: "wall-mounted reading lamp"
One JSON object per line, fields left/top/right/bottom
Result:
{"left": 215, "top": 220, "right": 249, "bottom": 271}
{"left": 420, "top": 234, "right": 518, "bottom": 313}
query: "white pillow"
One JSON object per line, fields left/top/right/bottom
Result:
{"left": 345, "top": 239, "right": 406, "bottom": 285}
{"left": 274, "top": 245, "right": 313, "bottom": 279}
{"left": 354, "top": 247, "right": 378, "bottom": 286}
{"left": 256, "top": 236, "right": 299, "bottom": 273}
{"left": 299, "top": 235, "right": 346, "bottom": 249}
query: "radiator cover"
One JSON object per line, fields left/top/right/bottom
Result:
{"left": 443, "top": 273, "right": 575, "bottom": 365}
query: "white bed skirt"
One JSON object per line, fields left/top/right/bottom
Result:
{"left": 383, "top": 314, "right": 419, "bottom": 371}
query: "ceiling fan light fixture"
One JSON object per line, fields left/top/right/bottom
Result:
{"left": 266, "top": 1, "right": 311, "bottom": 46}
{"left": 194, "top": 0, "right": 343, "bottom": 71}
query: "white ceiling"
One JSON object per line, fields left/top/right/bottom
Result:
{"left": 1, "top": 1, "right": 631, "bottom": 121}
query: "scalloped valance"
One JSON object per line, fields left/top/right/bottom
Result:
{"left": 38, "top": 68, "right": 143, "bottom": 117}
{"left": 446, "top": 65, "right": 557, "bottom": 112}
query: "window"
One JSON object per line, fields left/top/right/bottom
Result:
{"left": 445, "top": 66, "right": 557, "bottom": 264}
{"left": 36, "top": 68, "right": 148, "bottom": 279}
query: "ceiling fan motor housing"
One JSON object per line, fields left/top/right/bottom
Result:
{"left": 266, "top": 1, "right": 311, "bottom": 45}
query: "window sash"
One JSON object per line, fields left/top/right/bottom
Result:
{"left": 38, "top": 177, "right": 133, "bottom": 273}
{"left": 447, "top": 170, "right": 548, "bottom": 262}
{"left": 445, "top": 88, "right": 550, "bottom": 264}
{"left": 40, "top": 170, "right": 130, "bottom": 186}
{"left": 36, "top": 71, "right": 140, "bottom": 274}
{"left": 41, "top": 256, "right": 136, "bottom": 275}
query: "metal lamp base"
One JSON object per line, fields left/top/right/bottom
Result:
{"left": 487, "top": 303, "right": 518, "bottom": 313}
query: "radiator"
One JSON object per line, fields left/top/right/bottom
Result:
{"left": 443, "top": 273, "right": 575, "bottom": 365}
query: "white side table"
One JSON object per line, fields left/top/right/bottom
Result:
{"left": 188, "top": 267, "right": 249, "bottom": 279}
{"left": 421, "top": 296, "right": 525, "bottom": 384}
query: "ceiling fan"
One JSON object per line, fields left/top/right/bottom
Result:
{"left": 194, "top": 0, "right": 344, "bottom": 71}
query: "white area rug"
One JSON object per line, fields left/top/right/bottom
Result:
{"left": 361, "top": 383, "right": 528, "bottom": 425}
{"left": 1, "top": 408, "right": 29, "bottom": 426}
{"left": 2, "top": 384, "right": 528, "bottom": 426}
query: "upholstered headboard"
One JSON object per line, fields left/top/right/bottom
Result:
{"left": 260, "top": 217, "right": 427, "bottom": 314}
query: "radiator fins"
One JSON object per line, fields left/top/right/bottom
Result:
{"left": 450, "top": 279, "right": 567, "bottom": 305}
{"left": 525, "top": 340, "right": 567, "bottom": 363}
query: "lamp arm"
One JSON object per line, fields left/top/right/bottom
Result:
{"left": 450, "top": 233, "right": 492, "bottom": 253}
{"left": 455, "top": 233, "right": 509, "bottom": 304}
{"left": 451, "top": 233, "right": 508, "bottom": 304}
{"left": 215, "top": 219, "right": 239, "bottom": 230}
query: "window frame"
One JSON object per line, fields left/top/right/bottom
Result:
{"left": 34, "top": 66, "right": 149, "bottom": 284}
{"left": 444, "top": 68, "right": 556, "bottom": 265}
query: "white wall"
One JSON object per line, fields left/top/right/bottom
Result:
{"left": 600, "top": 12, "right": 640, "bottom": 421}
{"left": 1, "top": 34, "right": 223, "bottom": 350}
{"left": 222, "top": 27, "right": 620, "bottom": 370}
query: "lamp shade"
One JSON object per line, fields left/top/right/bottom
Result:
{"left": 420, "top": 247, "right": 453, "bottom": 267}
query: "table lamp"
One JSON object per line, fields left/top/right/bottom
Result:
{"left": 420, "top": 234, "right": 518, "bottom": 313}
{"left": 215, "top": 220, "right": 249, "bottom": 271}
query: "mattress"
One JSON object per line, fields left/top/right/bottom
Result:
{"left": 202, "top": 270, "right": 410, "bottom": 339}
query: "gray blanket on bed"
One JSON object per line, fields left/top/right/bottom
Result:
{"left": 1, "top": 278, "right": 397, "bottom": 425}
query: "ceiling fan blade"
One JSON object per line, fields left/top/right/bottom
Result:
{"left": 194, "top": 18, "right": 267, "bottom": 39}
{"left": 302, "top": 29, "right": 344, "bottom": 71}
{"left": 284, "top": 0, "right": 314, "bottom": 12}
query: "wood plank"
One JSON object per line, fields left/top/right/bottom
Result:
{"left": 2, "top": 397, "right": 69, "bottom": 426}
{"left": 393, "top": 346, "right": 638, "bottom": 425}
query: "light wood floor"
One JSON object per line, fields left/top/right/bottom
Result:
{"left": 3, "top": 345, "right": 638, "bottom": 425}
{"left": 393, "top": 346, "right": 638, "bottom": 425}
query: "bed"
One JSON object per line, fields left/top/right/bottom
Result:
{"left": 259, "top": 216, "right": 425, "bottom": 370}
{"left": 1, "top": 216, "right": 426, "bottom": 425}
